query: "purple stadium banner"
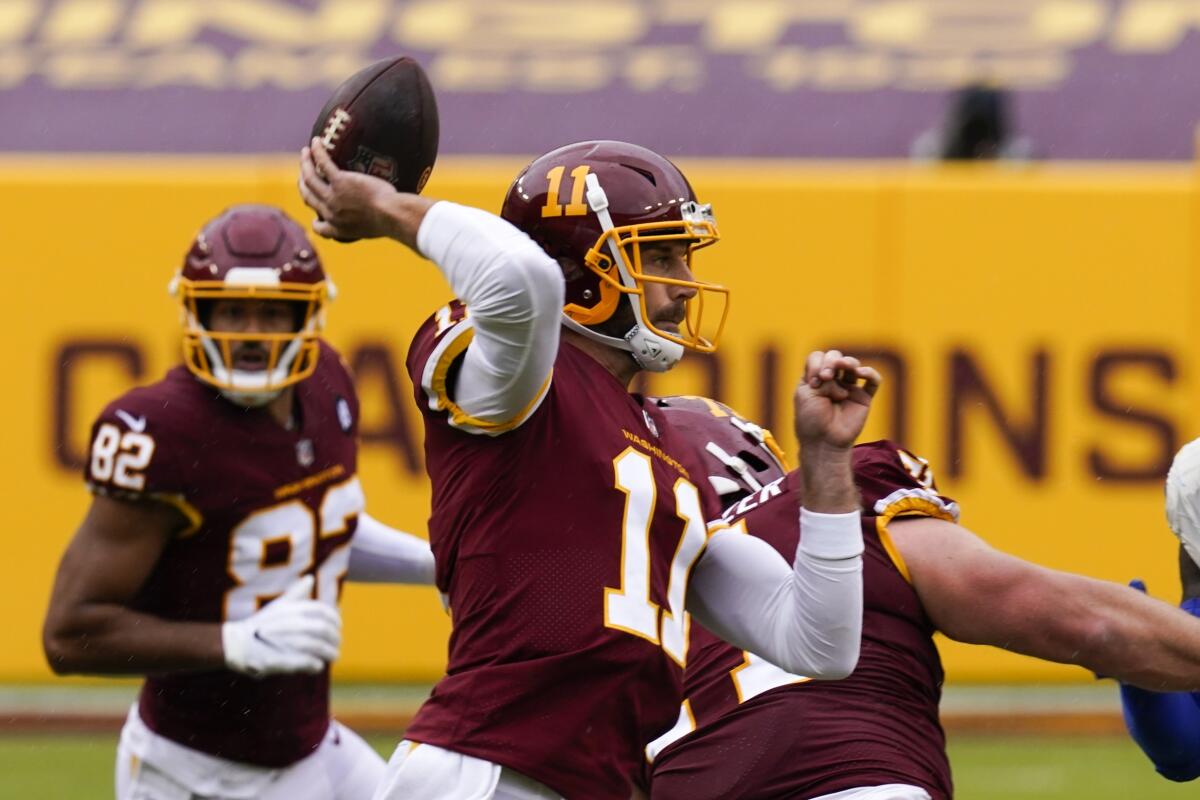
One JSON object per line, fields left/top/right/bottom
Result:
{"left": 2, "top": 0, "right": 1200, "bottom": 159}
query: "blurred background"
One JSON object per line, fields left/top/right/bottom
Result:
{"left": 5, "top": 1, "right": 1200, "bottom": 797}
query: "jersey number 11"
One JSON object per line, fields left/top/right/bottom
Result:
{"left": 604, "top": 448, "right": 708, "bottom": 667}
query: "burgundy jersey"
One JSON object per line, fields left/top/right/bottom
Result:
{"left": 82, "top": 342, "right": 361, "bottom": 768}
{"left": 404, "top": 301, "right": 723, "bottom": 799}
{"left": 649, "top": 441, "right": 960, "bottom": 800}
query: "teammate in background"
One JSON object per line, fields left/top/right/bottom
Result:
{"left": 1119, "top": 438, "right": 1200, "bottom": 782}
{"left": 42, "top": 205, "right": 437, "bottom": 800}
{"left": 299, "top": 139, "right": 875, "bottom": 800}
{"left": 647, "top": 397, "right": 1200, "bottom": 800}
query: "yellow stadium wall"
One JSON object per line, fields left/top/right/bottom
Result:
{"left": 5, "top": 156, "right": 1198, "bottom": 685}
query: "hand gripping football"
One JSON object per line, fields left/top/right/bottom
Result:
{"left": 1166, "top": 437, "right": 1200, "bottom": 566}
{"left": 311, "top": 56, "right": 439, "bottom": 194}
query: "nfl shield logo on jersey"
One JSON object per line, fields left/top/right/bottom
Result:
{"left": 295, "top": 439, "right": 315, "bottom": 467}
{"left": 336, "top": 397, "right": 353, "bottom": 433}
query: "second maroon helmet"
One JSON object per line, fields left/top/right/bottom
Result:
{"left": 653, "top": 396, "right": 789, "bottom": 512}
{"left": 170, "top": 204, "right": 332, "bottom": 405}
{"left": 501, "top": 140, "right": 729, "bottom": 372}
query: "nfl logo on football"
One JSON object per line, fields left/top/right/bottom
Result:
{"left": 348, "top": 146, "right": 398, "bottom": 185}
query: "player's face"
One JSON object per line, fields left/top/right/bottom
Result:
{"left": 638, "top": 242, "right": 697, "bottom": 335}
{"left": 207, "top": 299, "right": 300, "bottom": 372}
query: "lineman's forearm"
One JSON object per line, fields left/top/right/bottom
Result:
{"left": 1069, "top": 582, "right": 1200, "bottom": 692}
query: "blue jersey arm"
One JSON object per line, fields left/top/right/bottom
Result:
{"left": 1120, "top": 596, "right": 1200, "bottom": 782}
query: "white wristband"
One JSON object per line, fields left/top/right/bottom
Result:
{"left": 799, "top": 507, "right": 864, "bottom": 561}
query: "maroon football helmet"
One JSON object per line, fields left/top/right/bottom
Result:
{"left": 169, "top": 205, "right": 333, "bottom": 404}
{"left": 653, "top": 396, "right": 789, "bottom": 510}
{"left": 501, "top": 141, "right": 729, "bottom": 372}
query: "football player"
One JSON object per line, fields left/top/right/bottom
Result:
{"left": 42, "top": 205, "right": 437, "bottom": 800}
{"left": 299, "top": 139, "right": 875, "bottom": 800}
{"left": 1118, "top": 438, "right": 1200, "bottom": 782}
{"left": 647, "top": 397, "right": 1200, "bottom": 800}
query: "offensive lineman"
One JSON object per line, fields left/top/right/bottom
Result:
{"left": 42, "top": 205, "right": 436, "bottom": 800}
{"left": 299, "top": 139, "right": 875, "bottom": 799}
{"left": 648, "top": 398, "right": 1200, "bottom": 800}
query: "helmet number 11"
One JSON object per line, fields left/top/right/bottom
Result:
{"left": 541, "top": 165, "right": 591, "bottom": 218}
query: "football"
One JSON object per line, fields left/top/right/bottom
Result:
{"left": 311, "top": 56, "right": 439, "bottom": 195}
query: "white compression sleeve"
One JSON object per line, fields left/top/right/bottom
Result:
{"left": 686, "top": 508, "right": 864, "bottom": 678}
{"left": 416, "top": 201, "right": 565, "bottom": 425}
{"left": 346, "top": 513, "right": 436, "bottom": 585}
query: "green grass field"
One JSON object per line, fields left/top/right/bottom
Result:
{"left": 0, "top": 731, "right": 1194, "bottom": 798}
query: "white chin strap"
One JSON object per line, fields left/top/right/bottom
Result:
{"left": 564, "top": 173, "right": 683, "bottom": 374}
{"left": 560, "top": 317, "right": 683, "bottom": 374}
{"left": 196, "top": 317, "right": 309, "bottom": 407}
{"left": 214, "top": 372, "right": 287, "bottom": 407}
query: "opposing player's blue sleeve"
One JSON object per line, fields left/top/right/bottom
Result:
{"left": 1120, "top": 592, "right": 1200, "bottom": 781}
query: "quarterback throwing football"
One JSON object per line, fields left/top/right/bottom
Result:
{"left": 301, "top": 139, "right": 876, "bottom": 799}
